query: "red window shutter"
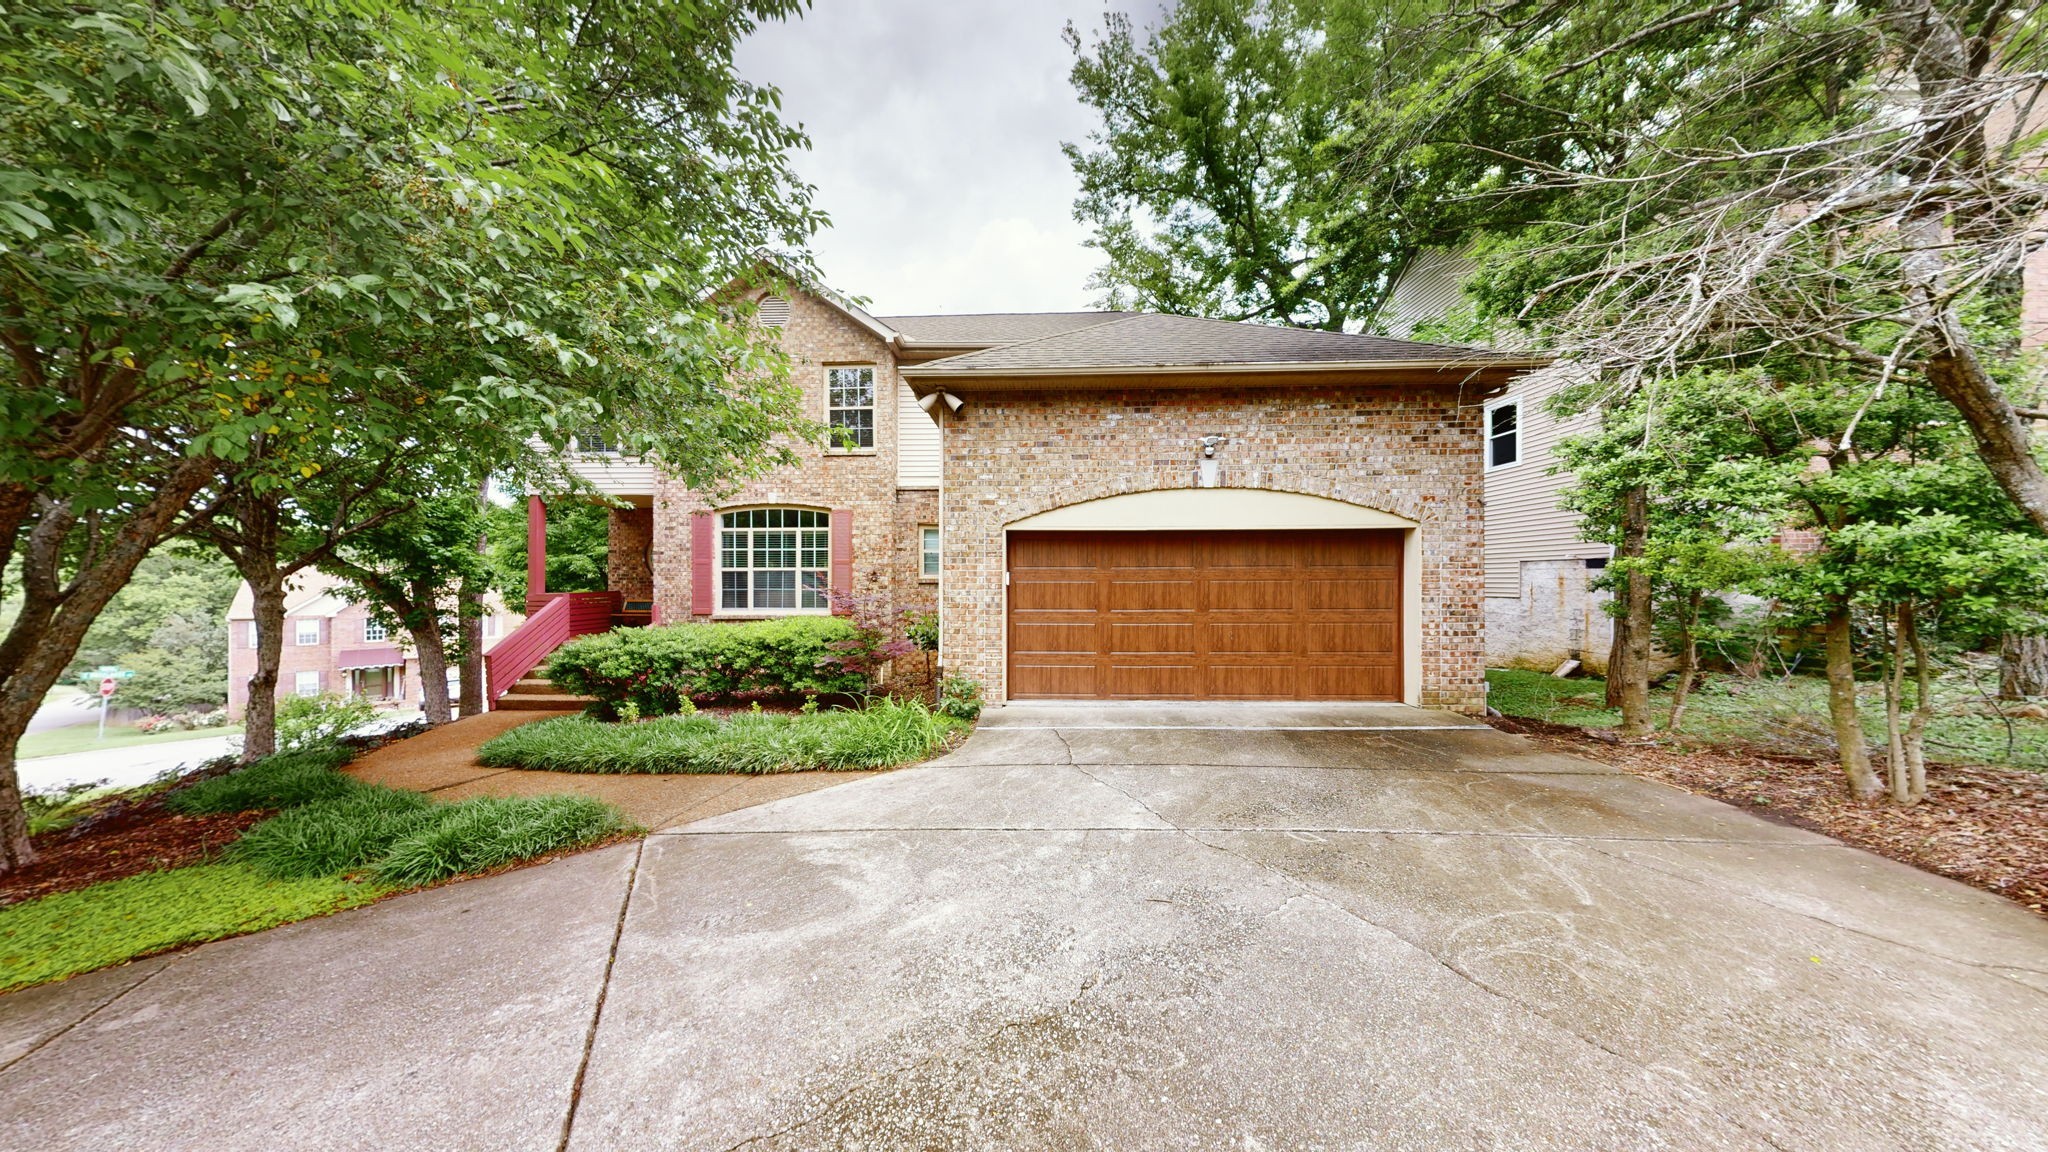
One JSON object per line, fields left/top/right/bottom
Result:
{"left": 830, "top": 508, "right": 853, "bottom": 615}
{"left": 690, "top": 512, "right": 715, "bottom": 617}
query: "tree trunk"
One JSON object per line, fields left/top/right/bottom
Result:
{"left": 1905, "top": 606, "right": 1932, "bottom": 803}
{"left": 2000, "top": 633, "right": 2048, "bottom": 700}
{"left": 1667, "top": 591, "right": 1702, "bottom": 732}
{"left": 1824, "top": 602, "right": 1882, "bottom": 799}
{"left": 240, "top": 569, "right": 289, "bottom": 761}
{"left": 458, "top": 480, "right": 487, "bottom": 717}
{"left": 412, "top": 622, "right": 454, "bottom": 725}
{"left": 0, "top": 457, "right": 218, "bottom": 871}
{"left": 1885, "top": 603, "right": 1910, "bottom": 805}
{"left": 1614, "top": 485, "right": 1654, "bottom": 737}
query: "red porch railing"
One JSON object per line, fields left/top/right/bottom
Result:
{"left": 485, "top": 591, "right": 620, "bottom": 707}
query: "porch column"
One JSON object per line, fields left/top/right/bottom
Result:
{"left": 526, "top": 495, "right": 548, "bottom": 611}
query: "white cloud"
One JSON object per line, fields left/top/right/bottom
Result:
{"left": 734, "top": 0, "right": 1157, "bottom": 314}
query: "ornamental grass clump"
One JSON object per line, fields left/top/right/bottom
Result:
{"left": 229, "top": 786, "right": 441, "bottom": 880}
{"left": 373, "top": 795, "right": 627, "bottom": 886}
{"left": 165, "top": 747, "right": 361, "bottom": 814}
{"left": 476, "top": 698, "right": 960, "bottom": 775}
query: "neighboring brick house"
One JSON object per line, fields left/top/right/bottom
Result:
{"left": 523, "top": 280, "right": 1541, "bottom": 714}
{"left": 225, "top": 570, "right": 524, "bottom": 719}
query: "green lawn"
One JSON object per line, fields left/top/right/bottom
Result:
{"left": 1486, "top": 668, "right": 2048, "bottom": 770}
{"left": 19, "top": 721, "right": 240, "bottom": 761}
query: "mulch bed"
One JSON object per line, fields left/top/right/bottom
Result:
{"left": 0, "top": 798, "right": 267, "bottom": 908}
{"left": 1489, "top": 714, "right": 2048, "bottom": 918}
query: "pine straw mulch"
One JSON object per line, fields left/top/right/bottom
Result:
{"left": 1487, "top": 715, "right": 2048, "bottom": 919}
{"left": 0, "top": 797, "right": 267, "bottom": 908}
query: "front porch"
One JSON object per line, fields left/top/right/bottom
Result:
{"left": 485, "top": 496, "right": 651, "bottom": 709}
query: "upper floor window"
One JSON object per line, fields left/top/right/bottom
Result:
{"left": 1487, "top": 401, "right": 1520, "bottom": 470}
{"left": 294, "top": 618, "right": 321, "bottom": 646}
{"left": 571, "top": 428, "right": 617, "bottom": 455}
{"left": 720, "top": 508, "right": 830, "bottom": 612}
{"left": 921, "top": 525, "right": 940, "bottom": 579}
{"left": 826, "top": 367, "right": 876, "bottom": 451}
{"left": 363, "top": 619, "right": 389, "bottom": 644}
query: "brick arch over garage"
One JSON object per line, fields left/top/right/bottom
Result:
{"left": 932, "top": 387, "right": 1487, "bottom": 712}
{"left": 991, "top": 483, "right": 1425, "bottom": 701}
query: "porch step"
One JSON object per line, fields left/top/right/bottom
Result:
{"left": 498, "top": 677, "right": 593, "bottom": 711}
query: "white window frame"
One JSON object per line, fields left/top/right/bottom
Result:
{"left": 294, "top": 618, "right": 321, "bottom": 646}
{"left": 293, "top": 670, "right": 321, "bottom": 697}
{"left": 920, "top": 525, "right": 940, "bottom": 581}
{"left": 363, "top": 619, "right": 388, "bottom": 644}
{"left": 824, "top": 366, "right": 877, "bottom": 453}
{"left": 482, "top": 614, "right": 499, "bottom": 638}
{"left": 1485, "top": 399, "right": 1522, "bottom": 471}
{"left": 718, "top": 508, "right": 831, "bottom": 615}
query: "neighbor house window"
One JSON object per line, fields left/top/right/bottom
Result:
{"left": 363, "top": 620, "right": 388, "bottom": 643}
{"left": 825, "top": 367, "right": 876, "bottom": 450}
{"left": 1487, "top": 401, "right": 1520, "bottom": 469}
{"left": 294, "top": 671, "right": 320, "bottom": 696}
{"left": 247, "top": 622, "right": 259, "bottom": 648}
{"left": 921, "top": 526, "right": 940, "bottom": 579}
{"left": 572, "top": 428, "right": 616, "bottom": 455}
{"left": 720, "top": 508, "right": 830, "bottom": 612}
{"left": 483, "top": 615, "right": 499, "bottom": 638}
{"left": 294, "top": 618, "right": 321, "bottom": 646}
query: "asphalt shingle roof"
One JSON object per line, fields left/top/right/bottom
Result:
{"left": 902, "top": 312, "right": 1531, "bottom": 375}
{"left": 877, "top": 311, "right": 1131, "bottom": 346}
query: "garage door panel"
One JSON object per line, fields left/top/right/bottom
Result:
{"left": 1106, "top": 664, "right": 1200, "bottom": 698}
{"left": 1302, "top": 577, "right": 1401, "bottom": 612}
{"left": 1107, "top": 622, "right": 1197, "bottom": 655}
{"left": 1204, "top": 578, "right": 1295, "bottom": 611}
{"left": 1010, "top": 663, "right": 1099, "bottom": 698}
{"left": 1011, "top": 579, "right": 1096, "bottom": 612}
{"left": 1207, "top": 622, "right": 1297, "bottom": 655}
{"left": 1008, "top": 528, "right": 1402, "bottom": 702}
{"left": 1011, "top": 621, "right": 1097, "bottom": 655}
{"left": 1307, "top": 622, "right": 1400, "bottom": 655}
{"left": 1204, "top": 665, "right": 1304, "bottom": 698}
{"left": 1106, "top": 579, "right": 1195, "bottom": 613}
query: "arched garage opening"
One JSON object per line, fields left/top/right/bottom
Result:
{"left": 1002, "top": 489, "right": 1423, "bottom": 705}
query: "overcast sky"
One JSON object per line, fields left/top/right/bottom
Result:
{"left": 734, "top": 2, "right": 1163, "bottom": 316}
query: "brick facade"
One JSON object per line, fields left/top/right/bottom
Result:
{"left": 650, "top": 292, "right": 932, "bottom": 631}
{"left": 936, "top": 387, "right": 1490, "bottom": 713}
{"left": 607, "top": 506, "right": 655, "bottom": 601}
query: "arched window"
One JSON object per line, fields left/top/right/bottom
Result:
{"left": 720, "top": 508, "right": 830, "bottom": 611}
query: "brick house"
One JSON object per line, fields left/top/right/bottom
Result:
{"left": 225, "top": 570, "right": 524, "bottom": 719}
{"left": 513, "top": 282, "right": 1542, "bottom": 715}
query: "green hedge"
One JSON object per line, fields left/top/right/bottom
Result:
{"left": 476, "top": 699, "right": 962, "bottom": 774}
{"left": 544, "top": 617, "right": 880, "bottom": 716}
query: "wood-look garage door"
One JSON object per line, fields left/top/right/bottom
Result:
{"left": 1007, "top": 529, "right": 1403, "bottom": 701}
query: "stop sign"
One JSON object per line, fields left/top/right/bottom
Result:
{"left": 99, "top": 677, "right": 117, "bottom": 697}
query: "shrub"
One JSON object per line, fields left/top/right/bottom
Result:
{"left": 373, "top": 795, "right": 626, "bottom": 886}
{"left": 544, "top": 617, "right": 882, "bottom": 716}
{"left": 476, "top": 698, "right": 960, "bottom": 774}
{"left": 276, "top": 692, "right": 380, "bottom": 751}
{"left": 938, "top": 676, "right": 983, "bottom": 721}
{"left": 165, "top": 747, "right": 360, "bottom": 814}
{"left": 229, "top": 787, "right": 440, "bottom": 879}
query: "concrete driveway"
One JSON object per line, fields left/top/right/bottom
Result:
{"left": 5, "top": 703, "right": 2047, "bottom": 1150}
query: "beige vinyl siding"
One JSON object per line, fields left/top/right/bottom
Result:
{"left": 566, "top": 456, "right": 657, "bottom": 498}
{"left": 1483, "top": 365, "right": 1610, "bottom": 597}
{"left": 1382, "top": 250, "right": 1475, "bottom": 338}
{"left": 895, "top": 379, "right": 940, "bottom": 488}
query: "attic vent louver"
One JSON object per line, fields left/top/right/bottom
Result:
{"left": 757, "top": 295, "right": 791, "bottom": 328}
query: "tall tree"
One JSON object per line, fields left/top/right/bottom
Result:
{"left": 0, "top": 0, "right": 820, "bottom": 870}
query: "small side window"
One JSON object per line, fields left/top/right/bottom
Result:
{"left": 920, "top": 526, "right": 940, "bottom": 579}
{"left": 1487, "top": 401, "right": 1520, "bottom": 469}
